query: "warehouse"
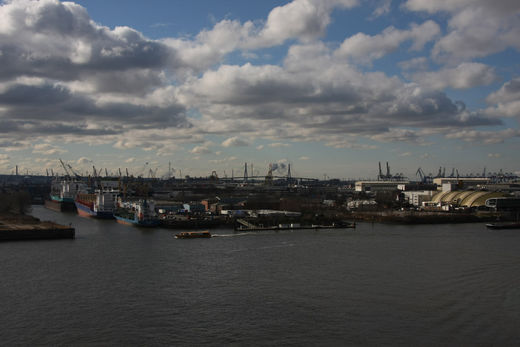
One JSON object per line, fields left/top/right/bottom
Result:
{"left": 430, "top": 190, "right": 509, "bottom": 208}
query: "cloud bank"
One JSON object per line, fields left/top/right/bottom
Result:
{"left": 0, "top": 0, "right": 517, "bottom": 173}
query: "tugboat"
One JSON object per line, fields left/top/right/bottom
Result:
{"left": 114, "top": 199, "right": 160, "bottom": 227}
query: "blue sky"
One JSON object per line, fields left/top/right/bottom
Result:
{"left": 0, "top": 0, "right": 519, "bottom": 179}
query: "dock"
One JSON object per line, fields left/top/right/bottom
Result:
{"left": 0, "top": 220, "right": 75, "bottom": 241}
{"left": 234, "top": 218, "right": 355, "bottom": 231}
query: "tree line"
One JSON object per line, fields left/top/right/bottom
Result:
{"left": 0, "top": 191, "right": 31, "bottom": 214}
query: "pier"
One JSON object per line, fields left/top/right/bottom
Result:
{"left": 234, "top": 218, "right": 355, "bottom": 231}
{"left": 0, "top": 215, "right": 74, "bottom": 241}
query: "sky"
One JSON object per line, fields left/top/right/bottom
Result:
{"left": 0, "top": 0, "right": 519, "bottom": 180}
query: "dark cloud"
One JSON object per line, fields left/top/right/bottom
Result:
{"left": 0, "top": 83, "right": 189, "bottom": 134}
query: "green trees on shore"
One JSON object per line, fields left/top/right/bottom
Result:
{"left": 0, "top": 191, "right": 31, "bottom": 214}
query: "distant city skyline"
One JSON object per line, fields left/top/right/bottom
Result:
{"left": 0, "top": 0, "right": 519, "bottom": 179}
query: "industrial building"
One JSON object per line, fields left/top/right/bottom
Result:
{"left": 485, "top": 197, "right": 520, "bottom": 211}
{"left": 432, "top": 177, "right": 490, "bottom": 189}
{"left": 355, "top": 181, "right": 409, "bottom": 193}
{"left": 401, "top": 190, "right": 435, "bottom": 207}
{"left": 429, "top": 190, "right": 509, "bottom": 209}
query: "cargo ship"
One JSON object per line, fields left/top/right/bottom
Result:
{"left": 114, "top": 199, "right": 160, "bottom": 227}
{"left": 75, "top": 189, "right": 118, "bottom": 219}
{"left": 49, "top": 179, "right": 87, "bottom": 203}
{"left": 45, "top": 179, "right": 87, "bottom": 212}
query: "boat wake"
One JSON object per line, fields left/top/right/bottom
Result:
{"left": 212, "top": 232, "right": 252, "bottom": 237}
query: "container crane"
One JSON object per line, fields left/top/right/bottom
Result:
{"left": 416, "top": 167, "right": 425, "bottom": 183}
{"left": 265, "top": 164, "right": 273, "bottom": 185}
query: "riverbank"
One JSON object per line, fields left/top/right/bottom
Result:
{"left": 347, "top": 210, "right": 499, "bottom": 224}
{"left": 0, "top": 213, "right": 74, "bottom": 241}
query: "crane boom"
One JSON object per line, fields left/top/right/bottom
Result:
{"left": 67, "top": 163, "right": 82, "bottom": 179}
{"left": 59, "top": 159, "right": 71, "bottom": 177}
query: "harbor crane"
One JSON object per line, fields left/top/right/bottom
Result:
{"left": 67, "top": 164, "right": 81, "bottom": 179}
{"left": 378, "top": 162, "right": 405, "bottom": 181}
{"left": 449, "top": 168, "right": 455, "bottom": 178}
{"left": 415, "top": 167, "right": 433, "bottom": 183}
{"left": 58, "top": 158, "right": 81, "bottom": 179}
{"left": 416, "top": 167, "right": 426, "bottom": 183}
{"left": 265, "top": 164, "right": 273, "bottom": 185}
{"left": 59, "top": 159, "right": 71, "bottom": 177}
{"left": 378, "top": 162, "right": 393, "bottom": 180}
{"left": 148, "top": 168, "right": 158, "bottom": 179}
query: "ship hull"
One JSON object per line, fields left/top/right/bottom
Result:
{"left": 75, "top": 201, "right": 114, "bottom": 219}
{"left": 50, "top": 194, "right": 75, "bottom": 203}
{"left": 45, "top": 199, "right": 76, "bottom": 212}
{"left": 114, "top": 215, "right": 159, "bottom": 227}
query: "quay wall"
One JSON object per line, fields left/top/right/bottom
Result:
{"left": 348, "top": 211, "right": 497, "bottom": 224}
{"left": 0, "top": 217, "right": 75, "bottom": 241}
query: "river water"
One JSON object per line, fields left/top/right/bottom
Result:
{"left": 1, "top": 205, "right": 520, "bottom": 345}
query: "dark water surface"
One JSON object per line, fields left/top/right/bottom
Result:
{"left": 1, "top": 206, "right": 520, "bottom": 345}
